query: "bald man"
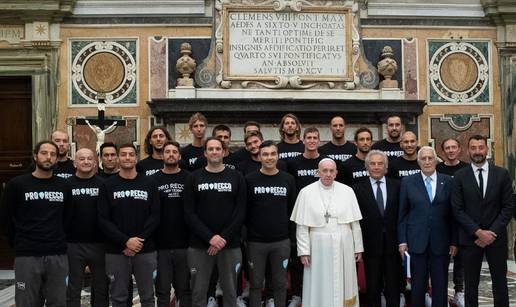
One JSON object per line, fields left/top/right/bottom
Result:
{"left": 387, "top": 131, "right": 421, "bottom": 179}
{"left": 51, "top": 130, "right": 76, "bottom": 179}
{"left": 66, "top": 148, "right": 109, "bottom": 307}
{"left": 291, "top": 158, "right": 363, "bottom": 307}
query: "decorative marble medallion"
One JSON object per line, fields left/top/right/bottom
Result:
{"left": 71, "top": 40, "right": 137, "bottom": 104}
{"left": 428, "top": 41, "right": 490, "bottom": 104}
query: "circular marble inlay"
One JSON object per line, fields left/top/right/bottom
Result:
{"left": 83, "top": 52, "right": 125, "bottom": 93}
{"left": 439, "top": 53, "right": 478, "bottom": 92}
{"left": 428, "top": 41, "right": 488, "bottom": 103}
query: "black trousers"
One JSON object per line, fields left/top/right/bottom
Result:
{"left": 462, "top": 244, "right": 509, "bottom": 307}
{"left": 363, "top": 252, "right": 401, "bottom": 307}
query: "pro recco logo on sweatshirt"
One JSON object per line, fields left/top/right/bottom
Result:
{"left": 72, "top": 188, "right": 99, "bottom": 196}
{"left": 197, "top": 182, "right": 232, "bottom": 192}
{"left": 24, "top": 191, "right": 65, "bottom": 202}
{"left": 253, "top": 186, "right": 287, "bottom": 197}
{"left": 113, "top": 190, "right": 148, "bottom": 200}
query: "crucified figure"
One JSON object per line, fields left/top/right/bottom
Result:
{"left": 85, "top": 120, "right": 118, "bottom": 154}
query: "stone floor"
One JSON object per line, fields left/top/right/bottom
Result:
{"left": 0, "top": 261, "right": 514, "bottom": 306}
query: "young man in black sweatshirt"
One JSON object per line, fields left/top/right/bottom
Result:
{"left": 98, "top": 142, "right": 119, "bottom": 178}
{"left": 66, "top": 148, "right": 108, "bottom": 307}
{"left": 153, "top": 141, "right": 192, "bottom": 307}
{"left": 277, "top": 113, "right": 304, "bottom": 162}
{"left": 98, "top": 143, "right": 160, "bottom": 307}
{"left": 184, "top": 137, "right": 246, "bottom": 307}
{"left": 245, "top": 141, "right": 297, "bottom": 307}
{"left": 371, "top": 114, "right": 404, "bottom": 160}
{"left": 181, "top": 112, "right": 208, "bottom": 171}
{"left": 136, "top": 126, "right": 172, "bottom": 176}
{"left": 1, "top": 140, "right": 71, "bottom": 307}
{"left": 286, "top": 127, "right": 326, "bottom": 307}
{"left": 52, "top": 129, "right": 76, "bottom": 179}
{"left": 318, "top": 116, "right": 356, "bottom": 163}
{"left": 387, "top": 131, "right": 421, "bottom": 179}
{"left": 340, "top": 127, "right": 373, "bottom": 186}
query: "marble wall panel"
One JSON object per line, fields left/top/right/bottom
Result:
{"left": 403, "top": 38, "right": 418, "bottom": 99}
{"left": 428, "top": 40, "right": 490, "bottom": 104}
{"left": 149, "top": 36, "right": 168, "bottom": 99}
{"left": 429, "top": 114, "right": 492, "bottom": 162}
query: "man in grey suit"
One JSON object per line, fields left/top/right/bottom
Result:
{"left": 452, "top": 135, "right": 514, "bottom": 307}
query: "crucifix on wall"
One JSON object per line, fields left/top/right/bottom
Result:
{"left": 75, "top": 93, "right": 126, "bottom": 154}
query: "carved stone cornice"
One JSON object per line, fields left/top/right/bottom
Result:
{"left": 148, "top": 98, "right": 426, "bottom": 125}
{"left": 481, "top": 0, "right": 516, "bottom": 25}
{"left": 0, "top": 0, "right": 75, "bottom": 23}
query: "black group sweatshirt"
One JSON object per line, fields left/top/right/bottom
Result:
{"left": 371, "top": 140, "right": 404, "bottom": 160}
{"left": 66, "top": 175, "right": 105, "bottom": 243}
{"left": 387, "top": 157, "right": 421, "bottom": 179}
{"left": 340, "top": 155, "right": 369, "bottom": 186}
{"left": 287, "top": 155, "right": 325, "bottom": 191}
{"left": 245, "top": 170, "right": 297, "bottom": 242}
{"left": 98, "top": 173, "right": 160, "bottom": 254}
{"left": 152, "top": 169, "right": 190, "bottom": 249}
{"left": 136, "top": 156, "right": 164, "bottom": 176}
{"left": 1, "top": 174, "right": 71, "bottom": 256}
{"left": 318, "top": 141, "right": 356, "bottom": 163}
{"left": 181, "top": 144, "right": 204, "bottom": 171}
{"left": 277, "top": 141, "right": 304, "bottom": 161}
{"left": 184, "top": 168, "right": 246, "bottom": 249}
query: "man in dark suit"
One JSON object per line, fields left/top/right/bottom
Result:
{"left": 451, "top": 135, "right": 514, "bottom": 307}
{"left": 353, "top": 150, "right": 401, "bottom": 307}
{"left": 398, "top": 146, "right": 457, "bottom": 307}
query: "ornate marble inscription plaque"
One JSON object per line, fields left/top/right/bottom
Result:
{"left": 0, "top": 25, "right": 24, "bottom": 43}
{"left": 223, "top": 6, "right": 352, "bottom": 82}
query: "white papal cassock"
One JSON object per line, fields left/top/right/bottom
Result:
{"left": 290, "top": 180, "right": 363, "bottom": 307}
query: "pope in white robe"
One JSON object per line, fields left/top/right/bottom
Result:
{"left": 290, "top": 158, "right": 363, "bottom": 307}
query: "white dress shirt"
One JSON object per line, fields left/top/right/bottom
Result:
{"left": 369, "top": 176, "right": 387, "bottom": 210}
{"left": 471, "top": 161, "right": 489, "bottom": 197}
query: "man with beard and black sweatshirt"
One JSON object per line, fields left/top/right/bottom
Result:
{"left": 184, "top": 137, "right": 246, "bottom": 307}
{"left": 98, "top": 143, "right": 160, "bottom": 307}
{"left": 286, "top": 126, "right": 326, "bottom": 307}
{"left": 66, "top": 148, "right": 108, "bottom": 307}
{"left": 277, "top": 113, "right": 305, "bottom": 162}
{"left": 237, "top": 130, "right": 288, "bottom": 176}
{"left": 181, "top": 112, "right": 208, "bottom": 171}
{"left": 1, "top": 140, "right": 71, "bottom": 307}
{"left": 246, "top": 141, "right": 297, "bottom": 307}
{"left": 153, "top": 141, "right": 192, "bottom": 307}
{"left": 372, "top": 115, "right": 404, "bottom": 160}
{"left": 52, "top": 130, "right": 76, "bottom": 179}
{"left": 387, "top": 131, "right": 421, "bottom": 179}
{"left": 136, "top": 126, "right": 172, "bottom": 176}
{"left": 340, "top": 127, "right": 373, "bottom": 186}
{"left": 232, "top": 121, "right": 261, "bottom": 165}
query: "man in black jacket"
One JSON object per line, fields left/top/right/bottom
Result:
{"left": 452, "top": 135, "right": 514, "bottom": 307}
{"left": 352, "top": 150, "right": 401, "bottom": 307}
